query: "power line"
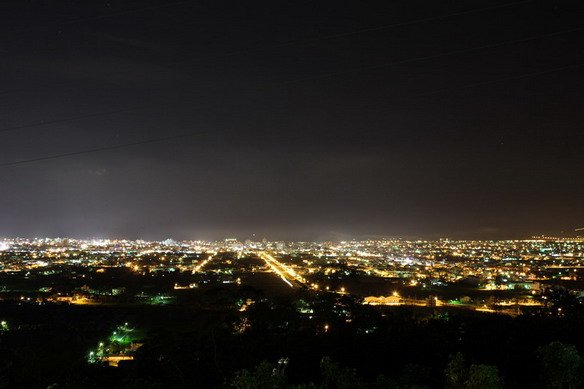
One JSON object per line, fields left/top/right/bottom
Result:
{"left": 1, "top": 26, "right": 580, "bottom": 136}
{"left": 0, "top": 61, "right": 580, "bottom": 169}
{"left": 406, "top": 63, "right": 583, "bottom": 99}
{"left": 0, "top": 0, "right": 534, "bottom": 95}
{"left": 0, "top": 105, "right": 150, "bottom": 134}
{"left": 279, "top": 26, "right": 583, "bottom": 86}
{"left": 267, "top": 0, "right": 534, "bottom": 49}
{"left": 0, "top": 132, "right": 194, "bottom": 168}
{"left": 183, "top": 0, "right": 536, "bottom": 63}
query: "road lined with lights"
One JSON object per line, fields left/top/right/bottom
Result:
{"left": 257, "top": 251, "right": 307, "bottom": 288}
{"left": 192, "top": 252, "right": 217, "bottom": 274}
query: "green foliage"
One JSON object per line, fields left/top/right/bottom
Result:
{"left": 233, "top": 361, "right": 286, "bottom": 389}
{"left": 320, "top": 356, "right": 363, "bottom": 389}
{"left": 465, "top": 365, "right": 502, "bottom": 389}
{"left": 445, "top": 353, "right": 501, "bottom": 389}
{"left": 445, "top": 352, "right": 466, "bottom": 389}
{"left": 374, "top": 374, "right": 399, "bottom": 389}
{"left": 537, "top": 341, "right": 582, "bottom": 389}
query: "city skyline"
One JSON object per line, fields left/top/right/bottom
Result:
{"left": 0, "top": 228, "right": 584, "bottom": 243}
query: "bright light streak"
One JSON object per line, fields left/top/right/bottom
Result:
{"left": 280, "top": 275, "right": 293, "bottom": 287}
{"left": 258, "top": 251, "right": 305, "bottom": 288}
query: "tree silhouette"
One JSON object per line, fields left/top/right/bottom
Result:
{"left": 445, "top": 352, "right": 467, "bottom": 388}
{"left": 445, "top": 352, "right": 502, "bottom": 389}
{"left": 320, "top": 356, "right": 363, "bottom": 389}
{"left": 537, "top": 341, "right": 582, "bottom": 389}
{"left": 232, "top": 361, "right": 286, "bottom": 389}
{"left": 465, "top": 364, "right": 502, "bottom": 389}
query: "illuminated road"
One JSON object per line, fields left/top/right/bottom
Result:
{"left": 101, "top": 355, "right": 134, "bottom": 367}
{"left": 257, "top": 251, "right": 307, "bottom": 288}
{"left": 192, "top": 252, "right": 217, "bottom": 274}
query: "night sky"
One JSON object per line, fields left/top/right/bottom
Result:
{"left": 1, "top": 0, "right": 582, "bottom": 241}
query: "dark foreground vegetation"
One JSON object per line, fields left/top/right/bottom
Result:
{"left": 1, "top": 286, "right": 583, "bottom": 388}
